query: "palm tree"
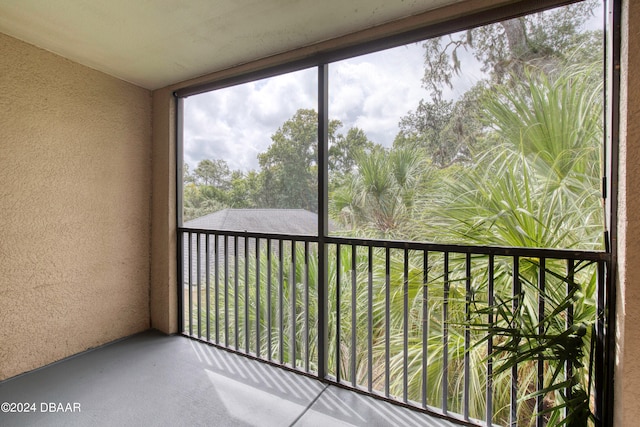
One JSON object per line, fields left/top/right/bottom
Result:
{"left": 329, "top": 146, "right": 425, "bottom": 239}
{"left": 417, "top": 62, "right": 603, "bottom": 251}
{"left": 405, "top": 62, "right": 603, "bottom": 425}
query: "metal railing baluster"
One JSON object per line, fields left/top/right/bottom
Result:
{"left": 537, "top": 258, "right": 546, "bottom": 427}
{"left": 487, "top": 254, "right": 494, "bottom": 426}
{"left": 197, "top": 233, "right": 201, "bottom": 338}
{"left": 385, "top": 247, "right": 390, "bottom": 398}
{"left": 214, "top": 234, "right": 220, "bottom": 344}
{"left": 291, "top": 240, "right": 297, "bottom": 368}
{"left": 177, "top": 231, "right": 184, "bottom": 334}
{"left": 279, "top": 239, "right": 284, "bottom": 364}
{"left": 367, "top": 245, "right": 373, "bottom": 393}
{"left": 224, "top": 235, "right": 229, "bottom": 347}
{"left": 188, "top": 232, "right": 193, "bottom": 336}
{"left": 245, "top": 237, "right": 250, "bottom": 354}
{"left": 267, "top": 239, "right": 272, "bottom": 361}
{"left": 206, "top": 234, "right": 210, "bottom": 341}
{"left": 442, "top": 251, "right": 449, "bottom": 414}
{"left": 256, "top": 239, "right": 261, "bottom": 358}
{"left": 566, "top": 259, "right": 575, "bottom": 419}
{"left": 351, "top": 244, "right": 357, "bottom": 387}
{"left": 403, "top": 248, "right": 409, "bottom": 403}
{"left": 422, "top": 250, "right": 428, "bottom": 408}
{"left": 304, "top": 241, "right": 309, "bottom": 372}
{"left": 464, "top": 253, "right": 471, "bottom": 420}
{"left": 234, "top": 236, "right": 239, "bottom": 350}
{"left": 511, "top": 256, "right": 520, "bottom": 427}
{"left": 336, "top": 243, "right": 342, "bottom": 382}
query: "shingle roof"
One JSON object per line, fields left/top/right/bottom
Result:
{"left": 181, "top": 210, "right": 320, "bottom": 283}
{"left": 184, "top": 209, "right": 319, "bottom": 235}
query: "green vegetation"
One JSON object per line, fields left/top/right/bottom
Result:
{"left": 184, "top": 2, "right": 604, "bottom": 425}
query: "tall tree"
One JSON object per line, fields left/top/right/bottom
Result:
{"left": 258, "top": 109, "right": 341, "bottom": 212}
{"left": 329, "top": 127, "right": 376, "bottom": 177}
{"left": 183, "top": 162, "right": 195, "bottom": 184}
{"left": 394, "top": 98, "right": 455, "bottom": 167}
{"left": 228, "top": 170, "right": 260, "bottom": 208}
{"left": 258, "top": 109, "right": 318, "bottom": 211}
{"left": 421, "top": 0, "right": 599, "bottom": 99}
{"left": 193, "top": 158, "right": 232, "bottom": 189}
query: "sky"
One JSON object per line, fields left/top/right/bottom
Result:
{"left": 183, "top": 38, "right": 483, "bottom": 173}
{"left": 183, "top": 1, "right": 604, "bottom": 174}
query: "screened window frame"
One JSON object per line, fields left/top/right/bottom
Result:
{"left": 175, "top": 0, "right": 616, "bottom": 254}
{"left": 174, "top": 1, "right": 620, "bottom": 423}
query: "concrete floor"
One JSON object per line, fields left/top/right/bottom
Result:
{"left": 0, "top": 331, "right": 462, "bottom": 427}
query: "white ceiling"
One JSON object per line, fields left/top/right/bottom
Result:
{"left": 0, "top": 0, "right": 464, "bottom": 90}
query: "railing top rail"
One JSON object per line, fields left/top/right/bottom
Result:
{"left": 324, "top": 235, "right": 610, "bottom": 261}
{"left": 178, "top": 226, "right": 609, "bottom": 262}
{"left": 179, "top": 226, "right": 319, "bottom": 243}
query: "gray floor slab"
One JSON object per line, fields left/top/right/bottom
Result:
{"left": 0, "top": 331, "right": 463, "bottom": 427}
{"left": 295, "top": 385, "right": 460, "bottom": 427}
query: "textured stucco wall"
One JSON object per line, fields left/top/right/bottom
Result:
{"left": 616, "top": 0, "right": 640, "bottom": 424}
{"left": 0, "top": 33, "right": 152, "bottom": 380}
{"left": 150, "top": 88, "right": 177, "bottom": 334}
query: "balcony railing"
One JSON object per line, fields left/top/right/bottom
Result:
{"left": 178, "top": 227, "right": 611, "bottom": 426}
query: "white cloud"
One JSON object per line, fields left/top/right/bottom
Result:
{"left": 183, "top": 39, "right": 485, "bottom": 172}
{"left": 328, "top": 43, "right": 427, "bottom": 146}
{"left": 184, "top": 68, "right": 317, "bottom": 172}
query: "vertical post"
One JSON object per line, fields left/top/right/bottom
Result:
{"left": 175, "top": 96, "right": 184, "bottom": 334}
{"left": 603, "top": 1, "right": 620, "bottom": 424}
{"left": 317, "top": 64, "right": 329, "bottom": 380}
{"left": 177, "top": 230, "right": 184, "bottom": 334}
{"left": 595, "top": 260, "right": 606, "bottom": 425}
